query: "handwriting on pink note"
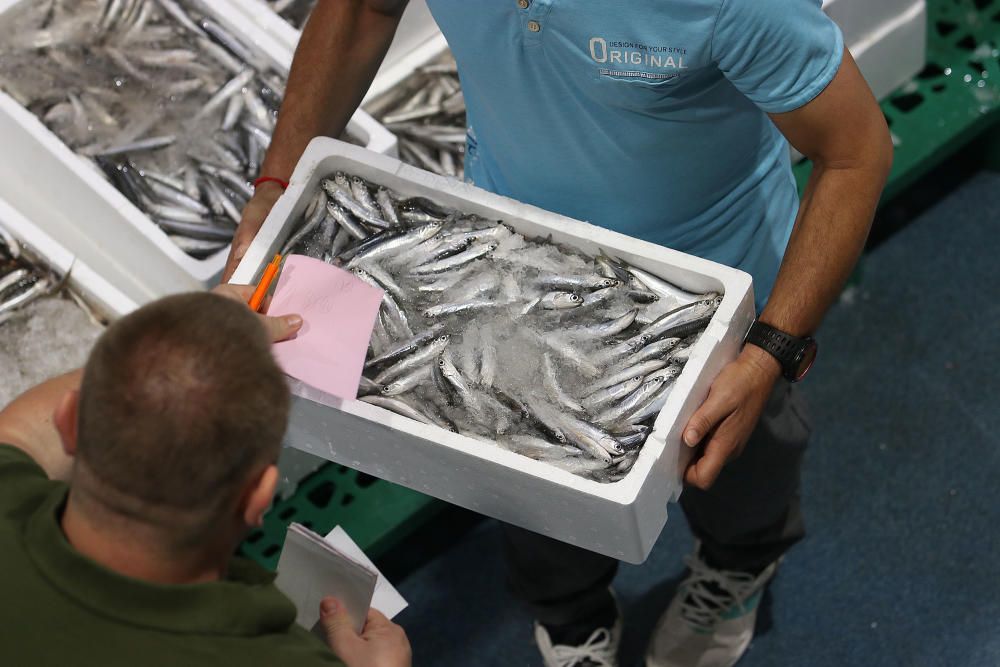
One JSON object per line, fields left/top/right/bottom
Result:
{"left": 266, "top": 255, "right": 384, "bottom": 400}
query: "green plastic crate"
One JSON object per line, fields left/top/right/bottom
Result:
{"left": 243, "top": 0, "right": 1000, "bottom": 572}
{"left": 240, "top": 462, "right": 442, "bottom": 571}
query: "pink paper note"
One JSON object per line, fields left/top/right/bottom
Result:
{"left": 266, "top": 255, "right": 384, "bottom": 400}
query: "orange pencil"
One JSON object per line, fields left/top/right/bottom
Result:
{"left": 248, "top": 253, "right": 282, "bottom": 313}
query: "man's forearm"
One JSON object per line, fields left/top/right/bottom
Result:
{"left": 757, "top": 155, "right": 890, "bottom": 345}
{"left": 260, "top": 0, "right": 408, "bottom": 181}
{"left": 758, "top": 50, "right": 893, "bottom": 351}
{"left": 0, "top": 370, "right": 81, "bottom": 480}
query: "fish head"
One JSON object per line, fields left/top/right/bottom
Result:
{"left": 334, "top": 172, "right": 350, "bottom": 186}
{"left": 631, "top": 335, "right": 651, "bottom": 350}
{"left": 381, "top": 382, "right": 402, "bottom": 395}
{"left": 597, "top": 278, "right": 620, "bottom": 289}
{"left": 698, "top": 296, "right": 719, "bottom": 308}
{"left": 601, "top": 437, "right": 624, "bottom": 456}
{"left": 423, "top": 221, "right": 445, "bottom": 238}
{"left": 437, "top": 352, "right": 460, "bottom": 376}
{"left": 652, "top": 367, "right": 682, "bottom": 382}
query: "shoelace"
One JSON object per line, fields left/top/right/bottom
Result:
{"left": 677, "top": 553, "right": 760, "bottom": 632}
{"left": 550, "top": 627, "right": 616, "bottom": 667}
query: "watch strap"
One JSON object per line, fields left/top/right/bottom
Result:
{"left": 744, "top": 321, "right": 809, "bottom": 381}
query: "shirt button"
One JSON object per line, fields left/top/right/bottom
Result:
{"left": 517, "top": 0, "right": 529, "bottom": 8}
{"left": 527, "top": 20, "right": 541, "bottom": 32}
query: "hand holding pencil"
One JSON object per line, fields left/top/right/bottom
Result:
{"left": 212, "top": 266, "right": 302, "bottom": 343}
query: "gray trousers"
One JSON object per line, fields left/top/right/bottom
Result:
{"left": 503, "top": 381, "right": 812, "bottom": 626}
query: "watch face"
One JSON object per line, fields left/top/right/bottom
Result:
{"left": 793, "top": 339, "right": 818, "bottom": 382}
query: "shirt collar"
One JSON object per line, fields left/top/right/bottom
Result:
{"left": 24, "top": 487, "right": 297, "bottom": 636}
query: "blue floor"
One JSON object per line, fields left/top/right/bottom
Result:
{"left": 392, "top": 170, "right": 1000, "bottom": 666}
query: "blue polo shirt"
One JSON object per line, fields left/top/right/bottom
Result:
{"left": 424, "top": 0, "right": 843, "bottom": 309}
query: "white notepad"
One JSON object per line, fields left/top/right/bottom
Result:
{"left": 274, "top": 523, "right": 407, "bottom": 635}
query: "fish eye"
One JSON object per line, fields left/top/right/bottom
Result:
{"left": 571, "top": 294, "right": 582, "bottom": 301}
{"left": 438, "top": 359, "right": 446, "bottom": 367}
{"left": 382, "top": 385, "right": 392, "bottom": 392}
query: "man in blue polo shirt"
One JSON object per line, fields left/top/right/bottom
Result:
{"left": 226, "top": 1, "right": 892, "bottom": 665}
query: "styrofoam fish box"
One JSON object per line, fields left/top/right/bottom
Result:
{"left": 848, "top": 1, "right": 926, "bottom": 103}
{"left": 231, "top": 138, "right": 755, "bottom": 563}
{"left": 824, "top": 0, "right": 925, "bottom": 53}
{"left": 825, "top": 0, "right": 926, "bottom": 101}
{"left": 364, "top": 18, "right": 449, "bottom": 104}
{"left": 222, "top": 0, "right": 444, "bottom": 106}
{"left": 0, "top": 0, "right": 396, "bottom": 303}
{"left": 792, "top": 0, "right": 926, "bottom": 162}
{"left": 0, "top": 197, "right": 137, "bottom": 321}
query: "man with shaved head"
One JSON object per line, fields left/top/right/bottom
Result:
{"left": 0, "top": 285, "right": 411, "bottom": 667}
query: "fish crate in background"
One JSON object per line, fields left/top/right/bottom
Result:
{"left": 229, "top": 0, "right": 458, "bottom": 177}
{"left": 826, "top": 0, "right": 927, "bottom": 103}
{"left": 0, "top": 197, "right": 136, "bottom": 407}
{"left": 232, "top": 137, "right": 755, "bottom": 564}
{"left": 224, "top": 0, "right": 444, "bottom": 106}
{"left": 0, "top": 198, "right": 136, "bottom": 323}
{"left": 363, "top": 48, "right": 466, "bottom": 180}
{"left": 0, "top": 0, "right": 395, "bottom": 306}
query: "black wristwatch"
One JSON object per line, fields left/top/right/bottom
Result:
{"left": 743, "top": 320, "right": 818, "bottom": 383}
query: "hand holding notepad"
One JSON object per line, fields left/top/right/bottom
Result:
{"left": 265, "top": 255, "right": 384, "bottom": 399}
{"left": 274, "top": 524, "right": 408, "bottom": 634}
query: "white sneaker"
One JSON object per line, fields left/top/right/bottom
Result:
{"left": 534, "top": 593, "right": 622, "bottom": 667}
{"left": 645, "top": 548, "right": 779, "bottom": 667}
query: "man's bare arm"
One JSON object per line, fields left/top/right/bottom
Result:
{"left": 759, "top": 47, "right": 893, "bottom": 343}
{"left": 684, "top": 49, "right": 892, "bottom": 489}
{"left": 0, "top": 370, "right": 80, "bottom": 481}
{"left": 224, "top": 0, "right": 409, "bottom": 279}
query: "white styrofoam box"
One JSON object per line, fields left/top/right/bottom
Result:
{"left": 0, "top": 0, "right": 395, "bottom": 303}
{"left": 231, "top": 138, "right": 755, "bottom": 563}
{"left": 849, "top": 1, "right": 926, "bottom": 103}
{"left": 824, "top": 0, "right": 925, "bottom": 53}
{"left": 223, "top": 0, "right": 443, "bottom": 106}
{"left": 363, "top": 35, "right": 452, "bottom": 116}
{"left": 791, "top": 1, "right": 925, "bottom": 163}
{"left": 826, "top": 0, "right": 926, "bottom": 101}
{"left": 0, "top": 198, "right": 137, "bottom": 321}
{"left": 364, "top": 23, "right": 449, "bottom": 104}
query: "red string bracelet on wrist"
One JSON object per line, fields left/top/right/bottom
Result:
{"left": 253, "top": 176, "right": 289, "bottom": 191}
